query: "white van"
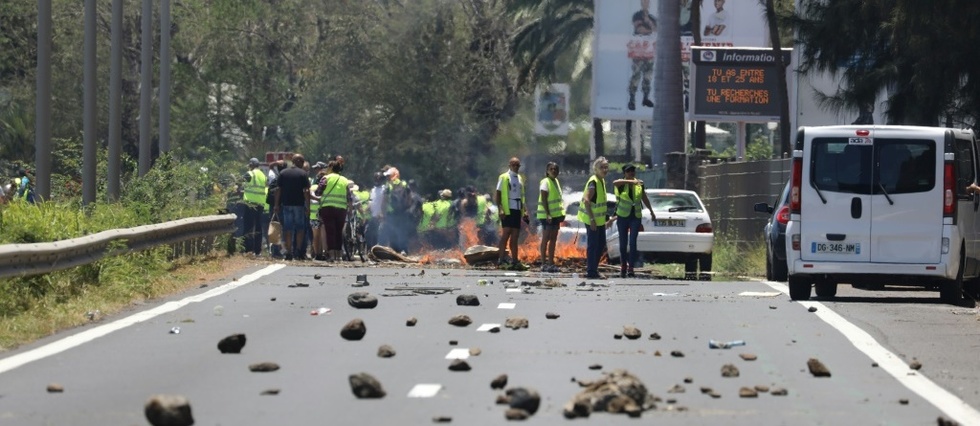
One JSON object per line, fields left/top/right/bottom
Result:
{"left": 784, "top": 125, "right": 980, "bottom": 302}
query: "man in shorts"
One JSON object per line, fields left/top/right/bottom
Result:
{"left": 274, "top": 154, "right": 311, "bottom": 261}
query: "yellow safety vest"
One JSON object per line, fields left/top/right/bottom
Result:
{"left": 497, "top": 172, "right": 525, "bottom": 216}
{"left": 309, "top": 184, "right": 320, "bottom": 219}
{"left": 432, "top": 199, "right": 455, "bottom": 229}
{"left": 321, "top": 173, "right": 349, "bottom": 209}
{"left": 577, "top": 175, "right": 607, "bottom": 226}
{"left": 243, "top": 169, "right": 267, "bottom": 206}
{"left": 417, "top": 201, "right": 436, "bottom": 232}
{"left": 536, "top": 177, "right": 563, "bottom": 219}
{"left": 615, "top": 183, "right": 644, "bottom": 218}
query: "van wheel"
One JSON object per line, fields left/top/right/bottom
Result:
{"left": 814, "top": 281, "right": 838, "bottom": 298}
{"left": 788, "top": 276, "right": 811, "bottom": 300}
{"left": 940, "top": 252, "right": 965, "bottom": 303}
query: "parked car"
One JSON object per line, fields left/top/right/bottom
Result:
{"left": 786, "top": 125, "right": 980, "bottom": 303}
{"left": 606, "top": 189, "right": 713, "bottom": 279}
{"left": 556, "top": 191, "right": 617, "bottom": 250}
{"left": 754, "top": 180, "right": 791, "bottom": 281}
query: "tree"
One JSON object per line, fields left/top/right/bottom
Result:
{"left": 651, "top": 0, "right": 683, "bottom": 166}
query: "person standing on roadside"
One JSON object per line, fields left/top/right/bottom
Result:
{"left": 265, "top": 160, "right": 287, "bottom": 257}
{"left": 315, "top": 160, "right": 352, "bottom": 261}
{"left": 241, "top": 158, "right": 267, "bottom": 256}
{"left": 495, "top": 157, "right": 529, "bottom": 270}
{"left": 580, "top": 157, "right": 611, "bottom": 279}
{"left": 611, "top": 163, "right": 655, "bottom": 278}
{"left": 537, "top": 162, "right": 565, "bottom": 272}
{"left": 273, "top": 154, "right": 311, "bottom": 261}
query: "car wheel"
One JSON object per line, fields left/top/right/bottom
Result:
{"left": 765, "top": 250, "right": 774, "bottom": 281}
{"left": 940, "top": 250, "right": 965, "bottom": 303}
{"left": 814, "top": 281, "right": 837, "bottom": 298}
{"left": 772, "top": 257, "right": 788, "bottom": 282}
{"left": 788, "top": 276, "right": 811, "bottom": 301}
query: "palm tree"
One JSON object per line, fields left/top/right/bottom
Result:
{"left": 651, "top": 0, "right": 683, "bottom": 167}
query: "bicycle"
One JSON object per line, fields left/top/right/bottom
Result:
{"left": 342, "top": 200, "right": 368, "bottom": 262}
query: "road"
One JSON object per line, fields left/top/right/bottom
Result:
{"left": 0, "top": 263, "right": 977, "bottom": 425}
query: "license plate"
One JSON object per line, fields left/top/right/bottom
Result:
{"left": 655, "top": 219, "right": 685, "bottom": 227}
{"left": 811, "top": 242, "right": 861, "bottom": 254}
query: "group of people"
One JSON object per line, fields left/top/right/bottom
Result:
{"left": 233, "top": 153, "right": 656, "bottom": 279}
{"left": 1, "top": 168, "right": 36, "bottom": 204}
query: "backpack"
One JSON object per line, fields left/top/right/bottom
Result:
{"left": 389, "top": 182, "right": 414, "bottom": 213}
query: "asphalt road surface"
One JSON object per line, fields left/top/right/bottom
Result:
{"left": 0, "top": 263, "right": 978, "bottom": 425}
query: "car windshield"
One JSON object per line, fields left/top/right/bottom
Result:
{"left": 648, "top": 192, "right": 702, "bottom": 212}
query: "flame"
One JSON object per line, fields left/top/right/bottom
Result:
{"left": 415, "top": 219, "right": 587, "bottom": 265}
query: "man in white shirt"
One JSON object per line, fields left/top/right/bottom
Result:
{"left": 494, "top": 157, "right": 529, "bottom": 269}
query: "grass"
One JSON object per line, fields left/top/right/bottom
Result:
{"left": 652, "top": 233, "right": 767, "bottom": 281}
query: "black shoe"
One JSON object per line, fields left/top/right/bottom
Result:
{"left": 620, "top": 270, "right": 627, "bottom": 278}
{"left": 284, "top": 254, "right": 293, "bottom": 261}
{"left": 627, "top": 270, "right": 636, "bottom": 278}
{"left": 642, "top": 97, "right": 653, "bottom": 107}
{"left": 627, "top": 99, "right": 636, "bottom": 111}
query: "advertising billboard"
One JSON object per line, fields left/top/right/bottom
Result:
{"left": 534, "top": 84, "right": 571, "bottom": 136}
{"left": 592, "top": 0, "right": 770, "bottom": 121}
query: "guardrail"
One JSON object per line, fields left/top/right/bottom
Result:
{"left": 0, "top": 214, "right": 236, "bottom": 279}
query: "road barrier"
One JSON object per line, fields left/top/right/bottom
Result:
{"left": 0, "top": 214, "right": 236, "bottom": 279}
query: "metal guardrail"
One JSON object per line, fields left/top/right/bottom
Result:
{"left": 0, "top": 214, "right": 236, "bottom": 279}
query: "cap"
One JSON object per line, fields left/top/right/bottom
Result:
{"left": 622, "top": 163, "right": 637, "bottom": 173}
{"left": 248, "top": 158, "right": 260, "bottom": 167}
{"left": 312, "top": 161, "right": 327, "bottom": 169}
{"left": 383, "top": 167, "right": 399, "bottom": 178}
{"left": 439, "top": 189, "right": 452, "bottom": 199}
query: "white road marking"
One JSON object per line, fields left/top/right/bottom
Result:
{"left": 407, "top": 383, "right": 442, "bottom": 398}
{"left": 476, "top": 323, "right": 501, "bottom": 332}
{"left": 763, "top": 280, "right": 980, "bottom": 425}
{"left": 497, "top": 303, "right": 516, "bottom": 309}
{"left": 445, "top": 348, "right": 470, "bottom": 360}
{"left": 0, "top": 264, "right": 285, "bottom": 375}
{"left": 739, "top": 291, "right": 782, "bottom": 297}
{"left": 505, "top": 288, "right": 522, "bottom": 293}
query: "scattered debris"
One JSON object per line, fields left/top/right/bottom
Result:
{"left": 491, "top": 374, "right": 508, "bottom": 389}
{"left": 313, "top": 274, "right": 322, "bottom": 280}
{"left": 260, "top": 389, "right": 280, "bottom": 396}
{"left": 807, "top": 358, "right": 832, "bottom": 377}
{"left": 355, "top": 274, "right": 369, "bottom": 286}
{"left": 504, "top": 408, "right": 529, "bottom": 420}
{"left": 349, "top": 373, "right": 386, "bottom": 398}
{"left": 770, "top": 387, "right": 788, "bottom": 396}
{"left": 561, "top": 370, "right": 653, "bottom": 419}
{"left": 738, "top": 387, "right": 758, "bottom": 398}
{"left": 406, "top": 317, "right": 418, "bottom": 327}
{"left": 721, "top": 364, "right": 740, "bottom": 378}
{"left": 432, "top": 416, "right": 452, "bottom": 423}
{"left": 667, "top": 384, "right": 685, "bottom": 394}
{"left": 613, "top": 334, "right": 623, "bottom": 340}
{"left": 169, "top": 327, "right": 180, "bottom": 334}
{"left": 310, "top": 307, "right": 331, "bottom": 316}
{"left": 287, "top": 283, "right": 310, "bottom": 288}
{"left": 648, "top": 333, "right": 661, "bottom": 340}
{"left": 348, "top": 292, "right": 379, "bottom": 309}
{"left": 589, "top": 364, "right": 603, "bottom": 370}
{"left": 507, "top": 387, "right": 541, "bottom": 415}
{"left": 683, "top": 377, "right": 693, "bottom": 383}
{"left": 248, "top": 362, "right": 280, "bottom": 372}
{"left": 456, "top": 295, "right": 480, "bottom": 306}
{"left": 448, "top": 360, "right": 471, "bottom": 371}
{"left": 545, "top": 312, "right": 560, "bottom": 319}
{"left": 144, "top": 394, "right": 194, "bottom": 426}
{"left": 709, "top": 339, "right": 745, "bottom": 349}
{"left": 341, "top": 319, "right": 367, "bottom": 341}
{"left": 448, "top": 315, "right": 472, "bottom": 327}
{"left": 377, "top": 345, "right": 396, "bottom": 358}
{"left": 909, "top": 359, "right": 923, "bottom": 370}
{"left": 937, "top": 416, "right": 960, "bottom": 426}
{"left": 739, "top": 353, "right": 758, "bottom": 361}
{"left": 899, "top": 398, "right": 909, "bottom": 405}
{"left": 488, "top": 326, "right": 501, "bottom": 333}
{"left": 217, "top": 334, "right": 246, "bottom": 354}
{"left": 504, "top": 317, "right": 529, "bottom": 330}
{"left": 623, "top": 326, "right": 642, "bottom": 340}
{"left": 46, "top": 383, "right": 64, "bottom": 393}
{"left": 85, "top": 310, "right": 100, "bottom": 321}
{"left": 670, "top": 350, "right": 684, "bottom": 358}
{"left": 807, "top": 306, "right": 818, "bottom": 313}
{"left": 469, "top": 348, "right": 482, "bottom": 356}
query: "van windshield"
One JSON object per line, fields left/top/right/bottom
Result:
{"left": 811, "top": 137, "right": 935, "bottom": 195}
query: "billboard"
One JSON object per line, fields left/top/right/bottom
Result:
{"left": 690, "top": 47, "right": 792, "bottom": 121}
{"left": 592, "top": 0, "right": 770, "bottom": 121}
{"left": 534, "top": 84, "right": 571, "bottom": 136}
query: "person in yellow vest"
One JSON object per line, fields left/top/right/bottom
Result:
{"left": 429, "top": 189, "right": 457, "bottom": 249}
{"left": 315, "top": 160, "right": 353, "bottom": 261}
{"left": 611, "top": 163, "right": 656, "bottom": 278}
{"left": 309, "top": 162, "right": 327, "bottom": 260}
{"left": 241, "top": 158, "right": 268, "bottom": 255}
{"left": 537, "top": 162, "right": 565, "bottom": 273}
{"left": 495, "top": 157, "right": 529, "bottom": 270}
{"left": 416, "top": 197, "right": 438, "bottom": 249}
{"left": 579, "top": 157, "right": 611, "bottom": 279}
